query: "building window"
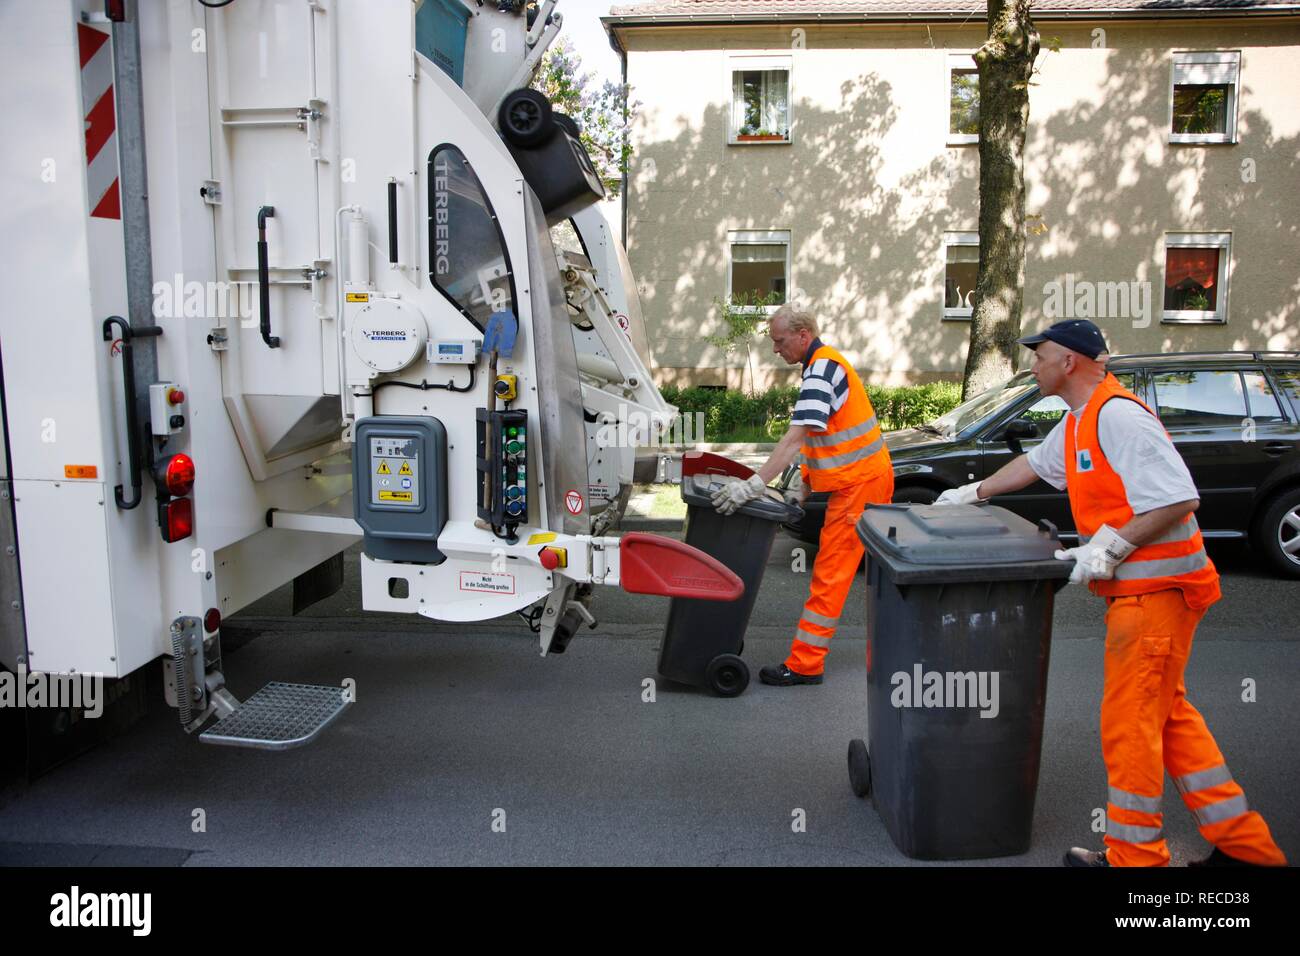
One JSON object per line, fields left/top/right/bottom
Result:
{"left": 727, "top": 230, "right": 789, "bottom": 309}
{"left": 729, "top": 56, "right": 791, "bottom": 144}
{"left": 1170, "top": 51, "right": 1240, "bottom": 144}
{"left": 943, "top": 232, "right": 979, "bottom": 320}
{"left": 1163, "top": 232, "right": 1229, "bottom": 323}
{"left": 948, "top": 53, "right": 979, "bottom": 145}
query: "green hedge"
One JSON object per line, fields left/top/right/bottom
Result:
{"left": 659, "top": 381, "right": 963, "bottom": 442}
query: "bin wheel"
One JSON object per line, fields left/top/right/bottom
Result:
{"left": 847, "top": 738, "right": 871, "bottom": 798}
{"left": 498, "top": 89, "right": 554, "bottom": 148}
{"left": 705, "top": 654, "right": 749, "bottom": 698}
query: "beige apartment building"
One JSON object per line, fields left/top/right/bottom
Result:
{"left": 602, "top": 0, "right": 1300, "bottom": 388}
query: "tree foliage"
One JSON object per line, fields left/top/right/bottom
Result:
{"left": 531, "top": 37, "right": 639, "bottom": 197}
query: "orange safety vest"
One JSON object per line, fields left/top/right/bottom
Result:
{"left": 798, "top": 343, "right": 892, "bottom": 493}
{"left": 1064, "top": 373, "right": 1221, "bottom": 609}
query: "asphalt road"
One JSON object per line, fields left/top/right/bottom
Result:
{"left": 1, "top": 529, "right": 1296, "bottom": 867}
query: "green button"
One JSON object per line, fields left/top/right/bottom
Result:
{"left": 507, "top": 441, "right": 522, "bottom": 454}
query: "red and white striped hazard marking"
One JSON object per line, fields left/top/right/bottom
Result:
{"left": 78, "top": 22, "right": 120, "bottom": 220}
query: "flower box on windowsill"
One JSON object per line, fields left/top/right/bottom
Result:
{"left": 736, "top": 133, "right": 788, "bottom": 143}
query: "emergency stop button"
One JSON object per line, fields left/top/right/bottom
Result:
{"left": 539, "top": 546, "right": 567, "bottom": 570}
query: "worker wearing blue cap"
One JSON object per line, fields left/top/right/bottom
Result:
{"left": 936, "top": 319, "right": 1286, "bottom": 868}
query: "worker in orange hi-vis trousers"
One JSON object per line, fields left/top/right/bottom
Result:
{"left": 710, "top": 305, "right": 893, "bottom": 686}
{"left": 939, "top": 318, "right": 1287, "bottom": 868}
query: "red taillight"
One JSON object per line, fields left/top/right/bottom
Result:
{"left": 203, "top": 607, "right": 221, "bottom": 633}
{"left": 160, "top": 497, "right": 193, "bottom": 543}
{"left": 155, "top": 453, "right": 196, "bottom": 496}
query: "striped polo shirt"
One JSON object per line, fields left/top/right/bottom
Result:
{"left": 790, "top": 337, "right": 849, "bottom": 430}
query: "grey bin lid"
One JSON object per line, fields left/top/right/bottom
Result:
{"left": 681, "top": 473, "right": 804, "bottom": 523}
{"left": 857, "top": 503, "right": 1073, "bottom": 584}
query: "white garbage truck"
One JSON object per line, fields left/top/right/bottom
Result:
{"left": 0, "top": 0, "right": 739, "bottom": 753}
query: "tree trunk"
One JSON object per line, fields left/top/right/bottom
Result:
{"left": 962, "top": 1, "right": 1041, "bottom": 398}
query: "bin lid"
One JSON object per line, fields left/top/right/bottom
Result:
{"left": 856, "top": 503, "right": 1071, "bottom": 583}
{"left": 681, "top": 473, "right": 803, "bottom": 523}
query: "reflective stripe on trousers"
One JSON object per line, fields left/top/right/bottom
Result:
{"left": 1100, "top": 590, "right": 1286, "bottom": 866}
{"left": 786, "top": 470, "right": 894, "bottom": 675}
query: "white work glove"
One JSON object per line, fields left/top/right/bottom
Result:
{"left": 710, "top": 474, "right": 768, "bottom": 515}
{"left": 934, "top": 482, "right": 985, "bottom": 506}
{"left": 1054, "top": 524, "right": 1137, "bottom": 585}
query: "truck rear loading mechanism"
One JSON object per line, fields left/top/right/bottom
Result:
{"left": 0, "top": 0, "right": 735, "bottom": 753}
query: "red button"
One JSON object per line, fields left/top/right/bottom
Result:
{"left": 168, "top": 388, "right": 185, "bottom": 405}
{"left": 539, "top": 548, "right": 559, "bottom": 570}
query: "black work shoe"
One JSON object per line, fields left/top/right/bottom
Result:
{"left": 759, "top": 663, "right": 824, "bottom": 686}
{"left": 1189, "top": 848, "right": 1257, "bottom": 868}
{"left": 1064, "top": 847, "right": 1109, "bottom": 868}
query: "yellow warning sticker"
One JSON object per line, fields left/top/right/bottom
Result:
{"left": 526, "top": 532, "right": 558, "bottom": 545}
{"left": 398, "top": 460, "right": 413, "bottom": 476}
{"left": 346, "top": 292, "right": 370, "bottom": 302}
{"left": 378, "top": 490, "right": 412, "bottom": 502}
{"left": 376, "top": 460, "right": 391, "bottom": 475}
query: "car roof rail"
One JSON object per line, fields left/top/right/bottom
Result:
{"left": 1110, "top": 350, "right": 1300, "bottom": 363}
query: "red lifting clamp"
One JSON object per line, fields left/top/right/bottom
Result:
{"left": 618, "top": 533, "right": 743, "bottom": 601}
{"left": 680, "top": 450, "right": 755, "bottom": 481}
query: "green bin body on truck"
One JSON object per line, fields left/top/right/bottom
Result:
{"left": 415, "top": 0, "right": 469, "bottom": 87}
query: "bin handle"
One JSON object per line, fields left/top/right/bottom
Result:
{"left": 1037, "top": 518, "right": 1062, "bottom": 542}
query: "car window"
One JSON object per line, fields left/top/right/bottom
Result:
{"left": 1112, "top": 371, "right": 1137, "bottom": 394}
{"left": 1272, "top": 369, "right": 1300, "bottom": 418}
{"left": 1020, "top": 394, "right": 1069, "bottom": 436}
{"left": 1243, "top": 371, "right": 1286, "bottom": 422}
{"left": 1153, "top": 370, "right": 1246, "bottom": 427}
{"left": 932, "top": 372, "right": 1037, "bottom": 437}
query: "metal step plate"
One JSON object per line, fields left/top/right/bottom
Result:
{"left": 199, "top": 682, "right": 349, "bottom": 751}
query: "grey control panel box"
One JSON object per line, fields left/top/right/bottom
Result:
{"left": 353, "top": 416, "right": 448, "bottom": 563}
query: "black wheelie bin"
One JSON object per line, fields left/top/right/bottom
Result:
{"left": 848, "top": 502, "right": 1072, "bottom": 859}
{"left": 657, "top": 473, "right": 803, "bottom": 697}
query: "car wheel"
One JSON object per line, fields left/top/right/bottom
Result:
{"left": 1253, "top": 487, "right": 1300, "bottom": 579}
{"left": 893, "top": 485, "right": 939, "bottom": 505}
{"left": 785, "top": 524, "right": 820, "bottom": 546}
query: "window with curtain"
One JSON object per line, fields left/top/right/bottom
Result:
{"left": 1164, "top": 247, "right": 1219, "bottom": 311}
{"left": 731, "top": 69, "right": 790, "bottom": 139}
{"left": 729, "top": 239, "right": 788, "bottom": 304}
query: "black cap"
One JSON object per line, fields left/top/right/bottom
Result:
{"left": 1017, "top": 319, "right": 1109, "bottom": 359}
